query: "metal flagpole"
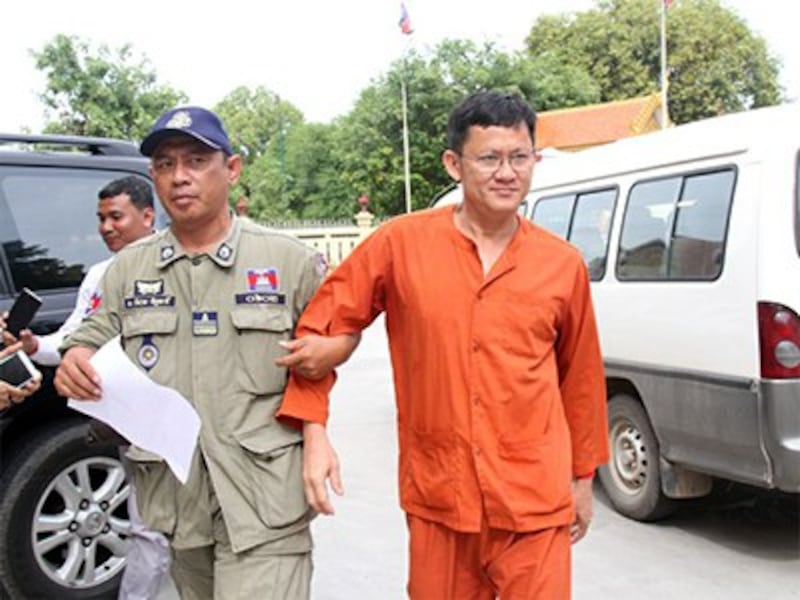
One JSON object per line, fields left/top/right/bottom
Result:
{"left": 401, "top": 74, "right": 412, "bottom": 213}
{"left": 399, "top": 2, "right": 413, "bottom": 213}
{"left": 660, "top": 0, "right": 669, "bottom": 129}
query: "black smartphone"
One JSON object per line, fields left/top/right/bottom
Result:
{"left": 5, "top": 288, "right": 43, "bottom": 337}
{"left": 0, "top": 349, "right": 39, "bottom": 388}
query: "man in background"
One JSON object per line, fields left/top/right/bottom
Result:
{"left": 2, "top": 175, "right": 170, "bottom": 599}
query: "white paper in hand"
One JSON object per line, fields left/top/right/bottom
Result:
{"left": 67, "top": 336, "right": 200, "bottom": 484}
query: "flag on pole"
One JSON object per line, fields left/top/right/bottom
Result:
{"left": 399, "top": 3, "right": 413, "bottom": 35}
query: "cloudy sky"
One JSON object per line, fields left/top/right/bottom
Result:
{"left": 1, "top": 0, "right": 795, "bottom": 132}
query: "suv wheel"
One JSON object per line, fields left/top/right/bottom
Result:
{"left": 0, "top": 418, "right": 131, "bottom": 599}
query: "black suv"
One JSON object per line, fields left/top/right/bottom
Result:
{"left": 0, "top": 134, "right": 161, "bottom": 599}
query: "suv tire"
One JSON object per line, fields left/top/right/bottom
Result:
{"left": 0, "top": 418, "right": 131, "bottom": 599}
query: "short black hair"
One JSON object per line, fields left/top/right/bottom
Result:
{"left": 98, "top": 176, "right": 154, "bottom": 210}
{"left": 447, "top": 91, "right": 536, "bottom": 154}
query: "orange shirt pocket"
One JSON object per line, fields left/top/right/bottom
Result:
{"left": 400, "top": 429, "right": 457, "bottom": 513}
{"left": 496, "top": 426, "right": 573, "bottom": 515}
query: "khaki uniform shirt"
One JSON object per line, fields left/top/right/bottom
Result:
{"left": 65, "top": 217, "right": 326, "bottom": 552}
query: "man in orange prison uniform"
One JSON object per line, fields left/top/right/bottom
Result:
{"left": 276, "top": 90, "right": 609, "bottom": 599}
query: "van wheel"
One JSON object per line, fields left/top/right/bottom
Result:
{"left": 0, "top": 418, "right": 131, "bottom": 599}
{"left": 598, "top": 394, "right": 675, "bottom": 521}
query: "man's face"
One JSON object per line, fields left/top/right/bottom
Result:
{"left": 148, "top": 136, "right": 241, "bottom": 229}
{"left": 97, "top": 193, "right": 154, "bottom": 253}
{"left": 442, "top": 123, "right": 535, "bottom": 217}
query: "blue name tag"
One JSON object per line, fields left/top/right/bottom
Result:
{"left": 124, "top": 295, "right": 176, "bottom": 309}
{"left": 234, "top": 292, "right": 286, "bottom": 305}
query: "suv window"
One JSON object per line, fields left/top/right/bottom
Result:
{"left": 531, "top": 188, "right": 617, "bottom": 280}
{"left": 0, "top": 166, "right": 148, "bottom": 295}
{"left": 618, "top": 169, "right": 735, "bottom": 280}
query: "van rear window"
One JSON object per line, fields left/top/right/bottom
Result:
{"left": 531, "top": 188, "right": 617, "bottom": 280}
{"left": 618, "top": 169, "right": 735, "bottom": 281}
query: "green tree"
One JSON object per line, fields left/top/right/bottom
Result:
{"left": 525, "top": 0, "right": 782, "bottom": 124}
{"left": 283, "top": 122, "right": 354, "bottom": 219}
{"left": 214, "top": 86, "right": 305, "bottom": 220}
{"left": 331, "top": 39, "right": 600, "bottom": 217}
{"left": 33, "top": 35, "right": 186, "bottom": 139}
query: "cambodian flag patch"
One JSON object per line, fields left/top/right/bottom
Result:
{"left": 84, "top": 291, "right": 102, "bottom": 316}
{"left": 247, "top": 268, "right": 279, "bottom": 292}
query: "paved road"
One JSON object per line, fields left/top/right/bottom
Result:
{"left": 161, "top": 316, "right": 799, "bottom": 599}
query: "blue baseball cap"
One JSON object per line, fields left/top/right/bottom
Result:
{"left": 140, "top": 106, "right": 233, "bottom": 156}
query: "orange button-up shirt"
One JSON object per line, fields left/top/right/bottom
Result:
{"left": 278, "top": 205, "right": 608, "bottom": 533}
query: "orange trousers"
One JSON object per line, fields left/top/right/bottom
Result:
{"left": 406, "top": 514, "right": 571, "bottom": 600}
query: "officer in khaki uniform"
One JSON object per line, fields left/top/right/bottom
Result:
{"left": 56, "top": 107, "right": 355, "bottom": 599}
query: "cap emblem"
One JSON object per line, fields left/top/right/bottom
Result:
{"left": 166, "top": 110, "right": 192, "bottom": 129}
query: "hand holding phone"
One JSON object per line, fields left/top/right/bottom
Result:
{"left": 0, "top": 347, "right": 41, "bottom": 410}
{"left": 0, "top": 348, "right": 41, "bottom": 388}
{"left": 5, "top": 288, "right": 42, "bottom": 338}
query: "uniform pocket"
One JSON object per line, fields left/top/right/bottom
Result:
{"left": 121, "top": 311, "right": 178, "bottom": 337}
{"left": 400, "top": 430, "right": 457, "bottom": 512}
{"left": 235, "top": 423, "right": 309, "bottom": 528}
{"left": 230, "top": 307, "right": 293, "bottom": 395}
{"left": 124, "top": 446, "right": 176, "bottom": 533}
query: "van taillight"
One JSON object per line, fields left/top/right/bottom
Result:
{"left": 758, "top": 302, "right": 800, "bottom": 379}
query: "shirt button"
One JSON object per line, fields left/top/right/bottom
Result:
{"left": 191, "top": 256, "right": 202, "bottom": 266}
{"left": 472, "top": 395, "right": 480, "bottom": 406}
{"left": 472, "top": 341, "right": 479, "bottom": 352}
{"left": 474, "top": 447, "right": 481, "bottom": 456}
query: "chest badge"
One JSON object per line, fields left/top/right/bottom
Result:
{"left": 192, "top": 311, "right": 219, "bottom": 336}
{"left": 137, "top": 335, "right": 159, "bottom": 371}
{"left": 134, "top": 279, "right": 165, "bottom": 296}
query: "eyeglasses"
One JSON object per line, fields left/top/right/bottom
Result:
{"left": 459, "top": 150, "right": 536, "bottom": 173}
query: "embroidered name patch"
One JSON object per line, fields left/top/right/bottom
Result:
{"left": 235, "top": 292, "right": 286, "bottom": 305}
{"left": 124, "top": 296, "right": 176, "bottom": 309}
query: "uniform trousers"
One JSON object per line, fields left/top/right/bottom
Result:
{"left": 406, "top": 513, "right": 571, "bottom": 600}
{"left": 169, "top": 486, "right": 312, "bottom": 600}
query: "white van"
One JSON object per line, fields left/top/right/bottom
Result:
{"left": 528, "top": 103, "right": 800, "bottom": 520}
{"left": 438, "top": 103, "right": 800, "bottom": 520}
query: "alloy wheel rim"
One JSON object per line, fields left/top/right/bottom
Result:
{"left": 31, "top": 456, "right": 131, "bottom": 589}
